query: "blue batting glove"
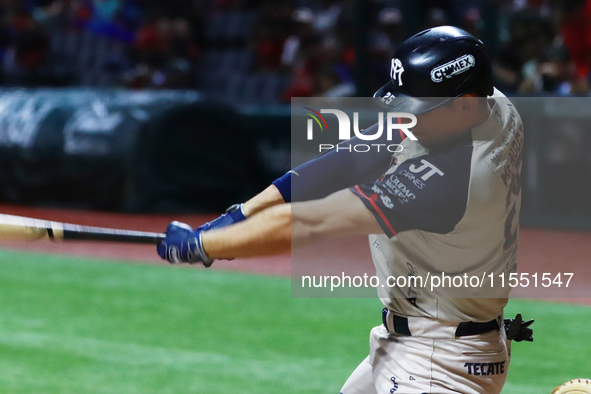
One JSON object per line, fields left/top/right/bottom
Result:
{"left": 194, "top": 204, "right": 246, "bottom": 262}
{"left": 197, "top": 203, "right": 247, "bottom": 232}
{"left": 157, "top": 221, "right": 214, "bottom": 266}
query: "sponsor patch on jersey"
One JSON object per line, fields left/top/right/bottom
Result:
{"left": 390, "top": 376, "right": 399, "bottom": 392}
{"left": 430, "top": 54, "right": 475, "bottom": 83}
{"left": 484, "top": 147, "right": 507, "bottom": 173}
{"left": 383, "top": 176, "right": 416, "bottom": 204}
{"left": 408, "top": 159, "right": 445, "bottom": 181}
{"left": 381, "top": 194, "right": 394, "bottom": 208}
{"left": 464, "top": 361, "right": 505, "bottom": 376}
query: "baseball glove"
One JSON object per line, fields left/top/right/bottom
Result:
{"left": 552, "top": 379, "right": 591, "bottom": 394}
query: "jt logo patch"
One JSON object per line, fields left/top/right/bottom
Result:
{"left": 408, "top": 159, "right": 444, "bottom": 181}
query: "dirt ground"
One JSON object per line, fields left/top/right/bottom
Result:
{"left": 0, "top": 204, "right": 589, "bottom": 303}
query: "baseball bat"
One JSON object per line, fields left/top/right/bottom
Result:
{"left": 0, "top": 214, "right": 165, "bottom": 244}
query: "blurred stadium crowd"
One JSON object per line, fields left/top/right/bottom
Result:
{"left": 1, "top": 0, "right": 591, "bottom": 103}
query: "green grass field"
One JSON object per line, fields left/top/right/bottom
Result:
{"left": 0, "top": 250, "right": 589, "bottom": 394}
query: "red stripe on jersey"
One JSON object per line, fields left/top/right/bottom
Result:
{"left": 354, "top": 185, "right": 398, "bottom": 236}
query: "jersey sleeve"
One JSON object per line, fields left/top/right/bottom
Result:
{"left": 350, "top": 144, "right": 473, "bottom": 237}
{"left": 274, "top": 121, "right": 405, "bottom": 202}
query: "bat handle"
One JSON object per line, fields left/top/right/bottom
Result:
{"left": 61, "top": 224, "right": 166, "bottom": 244}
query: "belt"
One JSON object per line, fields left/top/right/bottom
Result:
{"left": 381, "top": 308, "right": 500, "bottom": 337}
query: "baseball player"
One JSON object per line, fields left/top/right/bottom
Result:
{"left": 157, "top": 26, "right": 533, "bottom": 394}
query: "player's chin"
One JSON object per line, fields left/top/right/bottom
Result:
{"left": 413, "top": 134, "right": 432, "bottom": 148}
{"left": 414, "top": 132, "right": 445, "bottom": 149}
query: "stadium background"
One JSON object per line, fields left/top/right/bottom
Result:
{"left": 0, "top": 0, "right": 590, "bottom": 393}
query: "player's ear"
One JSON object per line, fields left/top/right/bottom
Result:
{"left": 454, "top": 94, "right": 479, "bottom": 116}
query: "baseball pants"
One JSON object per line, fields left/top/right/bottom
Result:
{"left": 340, "top": 317, "right": 510, "bottom": 394}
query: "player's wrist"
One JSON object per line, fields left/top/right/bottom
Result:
{"left": 195, "top": 231, "right": 214, "bottom": 267}
{"left": 225, "top": 203, "right": 247, "bottom": 221}
{"left": 199, "top": 230, "right": 227, "bottom": 264}
{"left": 196, "top": 203, "right": 247, "bottom": 233}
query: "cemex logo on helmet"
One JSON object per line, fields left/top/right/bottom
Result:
{"left": 303, "top": 107, "right": 417, "bottom": 153}
{"left": 430, "top": 54, "right": 476, "bottom": 83}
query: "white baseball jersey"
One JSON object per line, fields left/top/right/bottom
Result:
{"left": 351, "top": 88, "right": 524, "bottom": 322}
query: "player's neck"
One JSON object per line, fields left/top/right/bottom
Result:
{"left": 470, "top": 102, "right": 492, "bottom": 129}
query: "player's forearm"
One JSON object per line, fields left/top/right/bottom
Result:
{"left": 201, "top": 200, "right": 330, "bottom": 259}
{"left": 202, "top": 203, "right": 291, "bottom": 259}
{"left": 242, "top": 185, "right": 285, "bottom": 217}
{"left": 291, "top": 189, "right": 382, "bottom": 248}
{"left": 202, "top": 190, "right": 381, "bottom": 260}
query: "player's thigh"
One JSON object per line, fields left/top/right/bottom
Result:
{"left": 430, "top": 330, "right": 509, "bottom": 394}
{"left": 369, "top": 325, "right": 435, "bottom": 392}
{"left": 340, "top": 356, "right": 377, "bottom": 394}
{"left": 369, "top": 325, "right": 509, "bottom": 394}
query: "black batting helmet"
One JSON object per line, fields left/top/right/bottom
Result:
{"left": 374, "top": 25, "right": 494, "bottom": 114}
